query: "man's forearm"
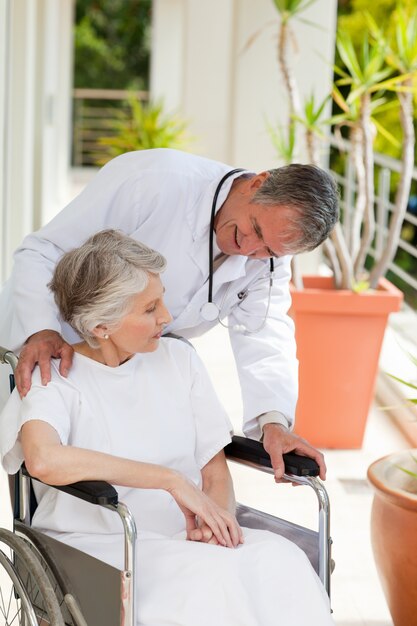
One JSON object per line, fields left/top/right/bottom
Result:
{"left": 201, "top": 453, "right": 236, "bottom": 514}
{"left": 4, "top": 245, "right": 62, "bottom": 350}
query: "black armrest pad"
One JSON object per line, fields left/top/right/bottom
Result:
{"left": 22, "top": 465, "right": 118, "bottom": 506}
{"left": 224, "top": 436, "right": 320, "bottom": 477}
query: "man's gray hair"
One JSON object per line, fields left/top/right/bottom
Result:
{"left": 49, "top": 229, "right": 167, "bottom": 347}
{"left": 253, "top": 164, "right": 339, "bottom": 254}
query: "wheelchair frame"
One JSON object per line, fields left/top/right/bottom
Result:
{"left": 0, "top": 346, "right": 332, "bottom": 625}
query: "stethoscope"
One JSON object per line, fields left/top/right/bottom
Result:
{"left": 200, "top": 168, "right": 275, "bottom": 333}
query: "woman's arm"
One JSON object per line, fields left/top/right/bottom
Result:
{"left": 21, "top": 420, "right": 176, "bottom": 488}
{"left": 189, "top": 451, "right": 243, "bottom": 546}
{"left": 21, "top": 420, "right": 241, "bottom": 548}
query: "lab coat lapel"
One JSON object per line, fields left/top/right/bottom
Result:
{"left": 212, "top": 254, "right": 247, "bottom": 291}
{"left": 188, "top": 234, "right": 247, "bottom": 292}
{"left": 186, "top": 177, "right": 217, "bottom": 279}
{"left": 189, "top": 232, "right": 210, "bottom": 279}
{"left": 185, "top": 168, "right": 249, "bottom": 281}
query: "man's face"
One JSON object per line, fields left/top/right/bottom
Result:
{"left": 214, "top": 174, "right": 301, "bottom": 259}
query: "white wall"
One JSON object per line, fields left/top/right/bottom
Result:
{"left": 151, "top": 0, "right": 338, "bottom": 171}
{"left": 0, "top": 0, "right": 74, "bottom": 284}
{"left": 0, "top": 0, "right": 10, "bottom": 284}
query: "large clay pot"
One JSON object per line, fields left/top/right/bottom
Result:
{"left": 290, "top": 276, "right": 403, "bottom": 448}
{"left": 367, "top": 450, "right": 417, "bottom": 626}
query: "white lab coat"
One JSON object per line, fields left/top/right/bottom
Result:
{"left": 0, "top": 149, "right": 298, "bottom": 438}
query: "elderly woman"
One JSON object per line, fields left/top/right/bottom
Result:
{"left": 0, "top": 230, "right": 334, "bottom": 625}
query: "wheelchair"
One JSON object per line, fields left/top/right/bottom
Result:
{"left": 0, "top": 345, "right": 332, "bottom": 626}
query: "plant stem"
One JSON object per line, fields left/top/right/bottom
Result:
{"left": 278, "top": 20, "right": 300, "bottom": 130}
{"left": 323, "top": 238, "right": 342, "bottom": 288}
{"left": 349, "top": 125, "right": 366, "bottom": 260}
{"left": 354, "top": 92, "right": 375, "bottom": 279}
{"left": 369, "top": 79, "right": 415, "bottom": 288}
{"left": 306, "top": 128, "right": 319, "bottom": 166}
{"left": 330, "top": 222, "right": 354, "bottom": 289}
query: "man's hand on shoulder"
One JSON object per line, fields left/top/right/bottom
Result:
{"left": 262, "top": 423, "right": 327, "bottom": 481}
{"left": 15, "top": 330, "right": 74, "bottom": 397}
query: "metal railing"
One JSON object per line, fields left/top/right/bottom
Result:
{"left": 328, "top": 134, "right": 417, "bottom": 308}
{"left": 72, "top": 88, "right": 148, "bottom": 167}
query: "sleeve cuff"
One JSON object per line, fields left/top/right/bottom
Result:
{"left": 258, "top": 411, "right": 291, "bottom": 440}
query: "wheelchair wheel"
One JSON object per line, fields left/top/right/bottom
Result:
{"left": 14, "top": 524, "right": 82, "bottom": 626}
{"left": 0, "top": 528, "right": 65, "bottom": 626}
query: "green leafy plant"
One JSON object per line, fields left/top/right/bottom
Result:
{"left": 74, "top": 0, "right": 152, "bottom": 90}
{"left": 387, "top": 353, "right": 417, "bottom": 481}
{"left": 326, "top": 25, "right": 416, "bottom": 290}
{"left": 268, "top": 1, "right": 417, "bottom": 291}
{"left": 95, "top": 96, "right": 190, "bottom": 165}
{"left": 268, "top": 0, "right": 320, "bottom": 161}
{"left": 292, "top": 93, "right": 329, "bottom": 164}
{"left": 266, "top": 120, "right": 297, "bottom": 165}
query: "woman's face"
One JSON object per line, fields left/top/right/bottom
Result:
{"left": 103, "top": 274, "right": 172, "bottom": 358}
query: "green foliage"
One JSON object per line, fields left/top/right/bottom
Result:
{"left": 292, "top": 93, "right": 329, "bottom": 137}
{"left": 74, "top": 0, "right": 151, "bottom": 89}
{"left": 95, "top": 97, "right": 190, "bottom": 165}
{"left": 334, "top": 1, "right": 417, "bottom": 162}
{"left": 387, "top": 351, "right": 417, "bottom": 410}
{"left": 266, "top": 120, "right": 296, "bottom": 164}
{"left": 388, "top": 356, "right": 417, "bottom": 481}
{"left": 351, "top": 280, "right": 370, "bottom": 294}
{"left": 338, "top": 0, "right": 405, "bottom": 48}
{"left": 271, "top": 0, "right": 316, "bottom": 15}
{"left": 335, "top": 31, "right": 405, "bottom": 101}
{"left": 270, "top": 0, "right": 320, "bottom": 28}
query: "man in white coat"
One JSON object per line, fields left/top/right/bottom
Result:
{"left": 0, "top": 149, "right": 338, "bottom": 479}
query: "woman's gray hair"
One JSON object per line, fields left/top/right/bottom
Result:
{"left": 49, "top": 229, "right": 167, "bottom": 347}
{"left": 252, "top": 164, "right": 340, "bottom": 254}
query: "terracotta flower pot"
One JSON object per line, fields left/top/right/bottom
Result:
{"left": 367, "top": 451, "right": 417, "bottom": 626}
{"left": 290, "top": 276, "right": 403, "bottom": 448}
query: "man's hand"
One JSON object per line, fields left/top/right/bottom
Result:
{"left": 188, "top": 520, "right": 221, "bottom": 545}
{"left": 262, "top": 423, "right": 327, "bottom": 481}
{"left": 15, "top": 330, "right": 74, "bottom": 397}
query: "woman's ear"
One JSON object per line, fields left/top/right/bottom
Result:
{"left": 91, "top": 325, "right": 108, "bottom": 339}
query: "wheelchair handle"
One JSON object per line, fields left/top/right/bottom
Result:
{"left": 0, "top": 346, "right": 18, "bottom": 372}
{"left": 225, "top": 436, "right": 320, "bottom": 477}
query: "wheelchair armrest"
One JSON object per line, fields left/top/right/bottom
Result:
{"left": 22, "top": 465, "right": 119, "bottom": 506}
{"left": 224, "top": 435, "right": 320, "bottom": 477}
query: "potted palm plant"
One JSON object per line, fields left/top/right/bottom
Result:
{"left": 269, "top": 1, "right": 416, "bottom": 447}
{"left": 95, "top": 96, "right": 190, "bottom": 166}
{"left": 367, "top": 361, "right": 417, "bottom": 626}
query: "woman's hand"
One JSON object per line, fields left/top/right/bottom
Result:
{"left": 188, "top": 517, "right": 243, "bottom": 546}
{"left": 167, "top": 474, "right": 243, "bottom": 548}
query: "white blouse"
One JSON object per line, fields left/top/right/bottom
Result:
{"left": 0, "top": 338, "right": 232, "bottom": 538}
